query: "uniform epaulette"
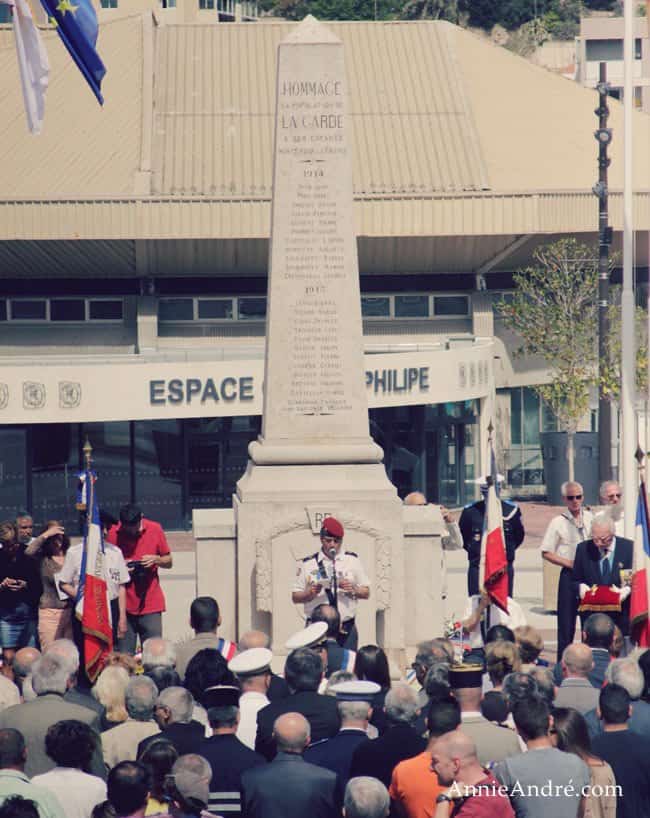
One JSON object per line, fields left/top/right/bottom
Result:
{"left": 502, "top": 503, "right": 519, "bottom": 520}
{"left": 463, "top": 502, "right": 476, "bottom": 509}
{"left": 344, "top": 550, "right": 358, "bottom": 557}
{"left": 302, "top": 552, "right": 319, "bottom": 562}
{"left": 503, "top": 499, "right": 517, "bottom": 507}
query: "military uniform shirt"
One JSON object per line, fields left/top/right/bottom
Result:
{"left": 293, "top": 550, "right": 370, "bottom": 621}
{"left": 540, "top": 509, "right": 593, "bottom": 561}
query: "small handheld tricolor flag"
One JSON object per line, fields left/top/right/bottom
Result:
{"left": 1, "top": 0, "right": 49, "bottom": 134}
{"left": 76, "top": 455, "right": 112, "bottom": 682}
{"left": 479, "top": 426, "right": 509, "bottom": 613}
{"left": 630, "top": 464, "right": 650, "bottom": 646}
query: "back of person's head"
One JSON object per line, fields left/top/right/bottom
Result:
{"left": 125, "top": 675, "right": 158, "bottom": 722}
{"left": 324, "top": 671, "right": 357, "bottom": 695}
{"left": 141, "top": 638, "right": 176, "bottom": 671}
{"left": 189, "top": 597, "right": 220, "bottom": 633}
{"left": 237, "top": 631, "right": 270, "bottom": 652}
{"left": 145, "top": 666, "right": 181, "bottom": 693}
{"left": 284, "top": 648, "right": 323, "bottom": 693}
{"left": 514, "top": 626, "right": 544, "bottom": 665}
{"left": 138, "top": 739, "right": 178, "bottom": 801}
{"left": 310, "top": 604, "right": 341, "bottom": 638}
{"left": 107, "top": 761, "right": 150, "bottom": 816}
{"left": 12, "top": 649, "right": 40, "bottom": 690}
{"left": 354, "top": 645, "right": 391, "bottom": 689}
{"left": 0, "top": 797, "right": 39, "bottom": 818}
{"left": 430, "top": 638, "right": 455, "bottom": 663}
{"left": 157, "top": 686, "right": 194, "bottom": 725}
{"left": 45, "top": 639, "right": 80, "bottom": 675}
{"left": 423, "top": 662, "right": 451, "bottom": 702}
{"left": 605, "top": 658, "right": 644, "bottom": 701}
{"left": 599, "top": 683, "right": 630, "bottom": 725}
{"left": 344, "top": 777, "right": 390, "bottom": 818}
{"left": 426, "top": 696, "right": 461, "bottom": 738}
{"left": 526, "top": 667, "right": 555, "bottom": 707}
{"left": 562, "top": 643, "right": 594, "bottom": 678}
{"left": 338, "top": 699, "right": 371, "bottom": 725}
{"left": 0, "top": 730, "right": 25, "bottom": 769}
{"left": 511, "top": 695, "right": 550, "bottom": 742}
{"left": 583, "top": 613, "right": 616, "bottom": 650}
{"left": 485, "top": 641, "right": 521, "bottom": 686}
{"left": 93, "top": 665, "right": 130, "bottom": 723}
{"left": 485, "top": 625, "right": 515, "bottom": 645}
{"left": 44, "top": 720, "right": 97, "bottom": 770}
{"left": 384, "top": 682, "right": 419, "bottom": 726}
{"left": 99, "top": 509, "right": 118, "bottom": 532}
{"left": 103, "top": 652, "right": 138, "bottom": 676}
{"left": 273, "top": 712, "right": 311, "bottom": 754}
{"left": 119, "top": 504, "right": 143, "bottom": 526}
{"left": 31, "top": 653, "right": 71, "bottom": 696}
{"left": 502, "top": 677, "right": 530, "bottom": 718}
{"left": 184, "top": 649, "right": 235, "bottom": 705}
{"left": 166, "top": 754, "right": 211, "bottom": 813}
{"left": 551, "top": 707, "right": 592, "bottom": 762}
{"left": 91, "top": 801, "right": 117, "bottom": 818}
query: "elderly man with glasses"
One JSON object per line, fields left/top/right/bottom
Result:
{"left": 572, "top": 511, "right": 633, "bottom": 637}
{"left": 599, "top": 480, "right": 625, "bottom": 536}
{"left": 541, "top": 481, "right": 593, "bottom": 661}
{"left": 292, "top": 517, "right": 369, "bottom": 650}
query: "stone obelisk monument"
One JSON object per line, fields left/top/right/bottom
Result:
{"left": 235, "top": 16, "right": 404, "bottom": 656}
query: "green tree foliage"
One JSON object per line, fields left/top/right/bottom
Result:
{"left": 271, "top": 0, "right": 399, "bottom": 20}
{"left": 400, "top": 0, "right": 458, "bottom": 21}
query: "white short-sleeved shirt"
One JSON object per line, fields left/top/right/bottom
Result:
{"left": 461, "top": 595, "right": 527, "bottom": 649}
{"left": 57, "top": 542, "right": 130, "bottom": 601}
{"left": 540, "top": 509, "right": 593, "bottom": 562}
{"left": 293, "top": 549, "right": 370, "bottom": 622}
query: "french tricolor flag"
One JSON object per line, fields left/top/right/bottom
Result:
{"left": 76, "top": 470, "right": 113, "bottom": 682}
{"left": 630, "top": 479, "right": 650, "bottom": 646}
{"left": 479, "top": 441, "right": 509, "bottom": 613}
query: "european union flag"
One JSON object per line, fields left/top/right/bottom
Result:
{"left": 39, "top": 0, "right": 105, "bottom": 103}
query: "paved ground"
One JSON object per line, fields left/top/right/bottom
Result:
{"left": 161, "top": 501, "right": 566, "bottom": 660}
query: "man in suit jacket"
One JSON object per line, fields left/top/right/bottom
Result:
{"left": 255, "top": 648, "right": 339, "bottom": 760}
{"left": 137, "top": 686, "right": 205, "bottom": 758}
{"left": 571, "top": 513, "right": 633, "bottom": 635}
{"left": 554, "top": 643, "right": 600, "bottom": 714}
{"left": 0, "top": 653, "right": 104, "bottom": 779}
{"left": 242, "top": 712, "right": 337, "bottom": 818}
{"left": 552, "top": 613, "right": 614, "bottom": 687}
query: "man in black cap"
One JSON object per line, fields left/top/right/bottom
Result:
{"left": 292, "top": 517, "right": 369, "bottom": 650}
{"left": 195, "top": 686, "right": 266, "bottom": 816}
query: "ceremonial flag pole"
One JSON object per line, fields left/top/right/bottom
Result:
{"left": 630, "top": 447, "right": 650, "bottom": 645}
{"left": 479, "top": 421, "right": 509, "bottom": 613}
{"left": 75, "top": 439, "right": 112, "bottom": 682}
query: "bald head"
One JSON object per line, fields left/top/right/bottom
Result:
{"left": 431, "top": 729, "right": 479, "bottom": 789}
{"left": 273, "top": 712, "right": 310, "bottom": 754}
{"left": 404, "top": 492, "right": 427, "bottom": 506}
{"left": 13, "top": 648, "right": 41, "bottom": 681}
{"left": 562, "top": 643, "right": 594, "bottom": 678}
{"left": 238, "top": 631, "right": 271, "bottom": 652}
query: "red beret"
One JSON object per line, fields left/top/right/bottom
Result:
{"left": 321, "top": 517, "right": 344, "bottom": 538}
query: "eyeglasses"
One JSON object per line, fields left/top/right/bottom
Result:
{"left": 593, "top": 535, "right": 614, "bottom": 545}
{"left": 566, "top": 495, "right": 583, "bottom": 501}
{"left": 607, "top": 493, "right": 622, "bottom": 500}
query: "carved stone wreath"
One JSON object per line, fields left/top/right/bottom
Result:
{"left": 254, "top": 512, "right": 393, "bottom": 613}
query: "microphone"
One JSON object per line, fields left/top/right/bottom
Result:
{"left": 328, "top": 547, "right": 337, "bottom": 559}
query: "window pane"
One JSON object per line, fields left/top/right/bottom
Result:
{"left": 238, "top": 297, "right": 266, "bottom": 320}
{"left": 0, "top": 4, "right": 11, "bottom": 20}
{"left": 0, "top": 429, "right": 27, "bottom": 522}
{"left": 50, "top": 299, "right": 85, "bottom": 322}
{"left": 394, "top": 295, "right": 429, "bottom": 318}
{"left": 134, "top": 420, "right": 184, "bottom": 530}
{"left": 0, "top": 301, "right": 6, "bottom": 321}
{"left": 159, "top": 298, "right": 193, "bottom": 321}
{"left": 198, "top": 299, "right": 233, "bottom": 320}
{"left": 11, "top": 300, "right": 46, "bottom": 320}
{"left": 522, "top": 387, "right": 540, "bottom": 445}
{"left": 361, "top": 297, "right": 390, "bottom": 318}
{"left": 433, "top": 296, "right": 469, "bottom": 316}
{"left": 89, "top": 300, "right": 123, "bottom": 320}
{"left": 541, "top": 400, "right": 557, "bottom": 433}
{"left": 199, "top": 0, "right": 215, "bottom": 7}
{"left": 511, "top": 388, "right": 522, "bottom": 446}
{"left": 30, "top": 424, "right": 80, "bottom": 531}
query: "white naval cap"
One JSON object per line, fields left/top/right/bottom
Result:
{"left": 285, "top": 621, "right": 328, "bottom": 651}
{"left": 228, "top": 647, "right": 273, "bottom": 678}
{"left": 329, "top": 680, "right": 381, "bottom": 701}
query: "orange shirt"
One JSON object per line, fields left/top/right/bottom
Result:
{"left": 389, "top": 750, "right": 448, "bottom": 818}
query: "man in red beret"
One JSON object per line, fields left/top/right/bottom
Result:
{"left": 291, "top": 517, "right": 370, "bottom": 650}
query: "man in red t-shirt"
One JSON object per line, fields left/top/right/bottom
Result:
{"left": 431, "top": 731, "right": 514, "bottom": 818}
{"left": 107, "top": 503, "right": 173, "bottom": 655}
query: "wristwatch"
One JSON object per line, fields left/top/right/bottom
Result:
{"left": 436, "top": 793, "right": 453, "bottom": 804}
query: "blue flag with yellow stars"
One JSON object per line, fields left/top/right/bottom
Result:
{"left": 39, "top": 0, "right": 106, "bottom": 104}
